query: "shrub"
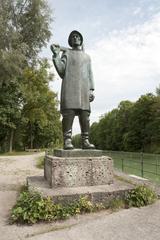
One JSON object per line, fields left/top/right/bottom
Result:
{"left": 11, "top": 190, "right": 56, "bottom": 224}
{"left": 77, "top": 196, "right": 94, "bottom": 213}
{"left": 10, "top": 185, "right": 157, "bottom": 224}
{"left": 10, "top": 192, "right": 99, "bottom": 224}
{"left": 125, "top": 185, "right": 157, "bottom": 208}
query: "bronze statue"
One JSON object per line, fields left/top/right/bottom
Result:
{"left": 51, "top": 30, "right": 95, "bottom": 150}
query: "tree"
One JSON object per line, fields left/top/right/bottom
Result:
{"left": 21, "top": 60, "right": 62, "bottom": 149}
{"left": 156, "top": 85, "right": 160, "bottom": 96}
{"left": 90, "top": 93, "right": 160, "bottom": 153}
{"left": 0, "top": 0, "right": 52, "bottom": 86}
{"left": 116, "top": 101, "right": 134, "bottom": 150}
{"left": 16, "top": 0, "right": 52, "bottom": 59}
{"left": 0, "top": 0, "right": 53, "bottom": 152}
{"left": 90, "top": 122, "right": 100, "bottom": 148}
{"left": 72, "top": 134, "right": 81, "bottom": 148}
{"left": 0, "top": 82, "right": 23, "bottom": 152}
{"left": 125, "top": 94, "right": 156, "bottom": 151}
{"left": 90, "top": 109, "right": 120, "bottom": 150}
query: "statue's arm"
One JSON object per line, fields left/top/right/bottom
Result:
{"left": 53, "top": 55, "right": 66, "bottom": 79}
{"left": 51, "top": 45, "right": 66, "bottom": 78}
{"left": 88, "top": 58, "right": 95, "bottom": 102}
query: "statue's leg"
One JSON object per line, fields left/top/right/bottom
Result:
{"left": 62, "top": 109, "right": 75, "bottom": 149}
{"left": 78, "top": 110, "right": 95, "bottom": 149}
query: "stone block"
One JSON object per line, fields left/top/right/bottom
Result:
{"left": 54, "top": 149, "right": 104, "bottom": 158}
{"left": 44, "top": 155, "right": 113, "bottom": 188}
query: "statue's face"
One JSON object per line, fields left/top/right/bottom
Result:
{"left": 70, "top": 33, "right": 82, "bottom": 47}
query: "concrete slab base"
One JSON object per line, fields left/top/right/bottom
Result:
{"left": 27, "top": 176, "right": 135, "bottom": 205}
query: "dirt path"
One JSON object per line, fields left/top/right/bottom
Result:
{"left": 0, "top": 153, "right": 99, "bottom": 240}
{"left": 0, "top": 153, "right": 45, "bottom": 240}
{"left": 0, "top": 153, "right": 44, "bottom": 191}
{"left": 0, "top": 153, "right": 160, "bottom": 240}
{"left": 0, "top": 152, "right": 112, "bottom": 240}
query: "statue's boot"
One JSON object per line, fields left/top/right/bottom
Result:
{"left": 79, "top": 111, "right": 95, "bottom": 149}
{"left": 62, "top": 111, "right": 74, "bottom": 150}
{"left": 81, "top": 133, "right": 95, "bottom": 149}
{"left": 64, "top": 135, "right": 74, "bottom": 150}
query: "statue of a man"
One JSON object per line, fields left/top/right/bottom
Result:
{"left": 51, "top": 30, "right": 95, "bottom": 150}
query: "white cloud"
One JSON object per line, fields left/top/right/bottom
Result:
{"left": 88, "top": 13, "right": 160, "bottom": 124}
{"left": 133, "top": 7, "right": 142, "bottom": 16}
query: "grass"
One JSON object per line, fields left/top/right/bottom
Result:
{"left": 0, "top": 151, "right": 43, "bottom": 156}
{"left": 105, "top": 151, "right": 160, "bottom": 183}
{"left": 36, "top": 156, "right": 45, "bottom": 169}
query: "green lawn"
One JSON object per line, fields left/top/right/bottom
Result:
{"left": 104, "top": 151, "right": 160, "bottom": 183}
{"left": 0, "top": 151, "right": 43, "bottom": 156}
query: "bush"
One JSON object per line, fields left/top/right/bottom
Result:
{"left": 125, "top": 185, "right": 157, "bottom": 208}
{"left": 10, "top": 185, "right": 157, "bottom": 224}
{"left": 11, "top": 190, "right": 56, "bottom": 224}
{"left": 10, "top": 191, "right": 99, "bottom": 224}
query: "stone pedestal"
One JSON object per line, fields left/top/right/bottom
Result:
{"left": 27, "top": 149, "right": 135, "bottom": 204}
{"left": 44, "top": 149, "right": 113, "bottom": 188}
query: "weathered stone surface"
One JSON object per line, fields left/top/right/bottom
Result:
{"left": 27, "top": 176, "right": 134, "bottom": 205}
{"left": 54, "top": 149, "right": 105, "bottom": 158}
{"left": 44, "top": 155, "right": 113, "bottom": 188}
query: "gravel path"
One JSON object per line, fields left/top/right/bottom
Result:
{"left": 0, "top": 153, "right": 160, "bottom": 240}
{"left": 0, "top": 152, "right": 112, "bottom": 240}
{"left": 0, "top": 153, "right": 45, "bottom": 240}
{"left": 0, "top": 153, "right": 44, "bottom": 191}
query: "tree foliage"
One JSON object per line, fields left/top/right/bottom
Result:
{"left": 21, "top": 60, "right": 62, "bottom": 149}
{"left": 90, "top": 93, "right": 160, "bottom": 153}
{"left": 0, "top": 0, "right": 62, "bottom": 152}
{"left": 0, "top": 0, "right": 52, "bottom": 85}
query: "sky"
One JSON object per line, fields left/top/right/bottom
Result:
{"left": 43, "top": 0, "right": 160, "bottom": 134}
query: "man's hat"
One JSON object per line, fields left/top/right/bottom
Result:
{"left": 68, "top": 30, "right": 83, "bottom": 47}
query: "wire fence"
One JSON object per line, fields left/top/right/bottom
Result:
{"left": 104, "top": 150, "right": 160, "bottom": 183}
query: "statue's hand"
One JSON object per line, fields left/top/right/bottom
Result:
{"left": 50, "top": 44, "right": 60, "bottom": 58}
{"left": 89, "top": 90, "right": 95, "bottom": 102}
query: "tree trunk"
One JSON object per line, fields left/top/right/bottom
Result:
{"left": 9, "top": 129, "right": 14, "bottom": 153}
{"left": 4, "top": 133, "right": 8, "bottom": 153}
{"left": 31, "top": 134, "right": 33, "bottom": 149}
{"left": 30, "top": 122, "right": 34, "bottom": 149}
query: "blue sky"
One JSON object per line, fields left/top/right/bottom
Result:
{"left": 47, "top": 0, "right": 160, "bottom": 45}
{"left": 44, "top": 0, "right": 160, "bottom": 134}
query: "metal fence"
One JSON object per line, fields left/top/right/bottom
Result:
{"left": 104, "top": 151, "right": 160, "bottom": 182}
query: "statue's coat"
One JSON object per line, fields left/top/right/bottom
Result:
{"left": 53, "top": 49, "right": 94, "bottom": 112}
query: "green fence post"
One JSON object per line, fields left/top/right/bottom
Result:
{"left": 141, "top": 152, "right": 144, "bottom": 178}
